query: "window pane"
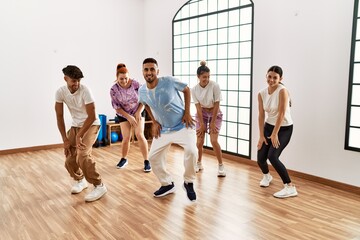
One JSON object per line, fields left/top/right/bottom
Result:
{"left": 228, "top": 43, "right": 239, "bottom": 58}
{"left": 239, "top": 108, "right": 250, "bottom": 124}
{"left": 208, "top": 29, "right": 218, "bottom": 45}
{"left": 189, "top": 2, "right": 198, "bottom": 17}
{"left": 174, "top": 22, "right": 181, "bottom": 35}
{"left": 355, "top": 41, "right": 360, "bottom": 62}
{"left": 208, "top": 14, "right": 217, "bottom": 29}
{"left": 199, "top": 46, "right": 207, "bottom": 59}
{"left": 228, "top": 107, "right": 238, "bottom": 122}
{"left": 240, "top": 7, "right": 252, "bottom": 24}
{"left": 189, "top": 47, "right": 198, "bottom": 61}
{"left": 228, "top": 123, "right": 238, "bottom": 138}
{"left": 189, "top": 18, "right": 198, "bottom": 33}
{"left": 218, "top": 28, "right": 228, "bottom": 44}
{"left": 227, "top": 75, "right": 238, "bottom": 90}
{"left": 218, "top": 12, "right": 228, "bottom": 28}
{"left": 182, "top": 20, "right": 189, "bottom": 33}
{"left": 229, "top": 10, "right": 239, "bottom": 26}
{"left": 208, "top": 45, "right": 217, "bottom": 59}
{"left": 221, "top": 90, "right": 227, "bottom": 105}
{"left": 352, "top": 85, "right": 360, "bottom": 105}
{"left": 199, "top": 16, "right": 208, "bottom": 31}
{"left": 238, "top": 139, "right": 249, "bottom": 155}
{"left": 189, "top": 33, "right": 198, "bottom": 47}
{"left": 208, "top": 0, "right": 217, "bottom": 13}
{"left": 218, "top": 59, "right": 228, "bottom": 74}
{"left": 229, "top": 26, "right": 239, "bottom": 42}
{"left": 239, "top": 75, "right": 251, "bottom": 91}
{"left": 220, "top": 121, "right": 227, "bottom": 136}
{"left": 238, "top": 124, "right": 249, "bottom": 140}
{"left": 198, "top": 0, "right": 207, "bottom": 15}
{"left": 182, "top": 34, "right": 190, "bottom": 48}
{"left": 218, "top": 44, "right": 228, "bottom": 59}
{"left": 218, "top": 135, "right": 226, "bottom": 149}
{"left": 228, "top": 59, "right": 239, "bottom": 74}
{"left": 228, "top": 91, "right": 238, "bottom": 106}
{"left": 349, "top": 127, "right": 360, "bottom": 148}
{"left": 174, "top": 36, "right": 181, "bottom": 48}
{"left": 239, "top": 59, "right": 251, "bottom": 74}
{"left": 239, "top": 92, "right": 250, "bottom": 107}
{"left": 240, "top": 24, "right": 252, "bottom": 41}
{"left": 199, "top": 31, "right": 207, "bottom": 45}
{"left": 227, "top": 137, "right": 238, "bottom": 152}
{"left": 350, "top": 106, "right": 360, "bottom": 126}
{"left": 240, "top": 41, "right": 251, "bottom": 58}
{"left": 353, "top": 64, "right": 360, "bottom": 83}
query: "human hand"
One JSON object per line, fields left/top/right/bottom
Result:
{"left": 182, "top": 113, "right": 195, "bottom": 128}
{"left": 257, "top": 136, "right": 268, "bottom": 150}
{"left": 63, "top": 139, "right": 72, "bottom": 157}
{"left": 76, "top": 135, "right": 86, "bottom": 150}
{"left": 267, "top": 134, "right": 280, "bottom": 149}
{"left": 127, "top": 115, "right": 138, "bottom": 127}
{"left": 152, "top": 121, "right": 162, "bottom": 139}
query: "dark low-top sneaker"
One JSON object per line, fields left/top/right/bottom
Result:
{"left": 154, "top": 182, "right": 175, "bottom": 197}
{"left": 144, "top": 160, "right": 152, "bottom": 172}
{"left": 117, "top": 158, "right": 128, "bottom": 169}
{"left": 183, "top": 182, "right": 196, "bottom": 201}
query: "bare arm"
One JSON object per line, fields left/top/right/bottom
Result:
{"left": 145, "top": 105, "right": 161, "bottom": 139}
{"left": 55, "top": 102, "right": 71, "bottom": 156}
{"left": 76, "top": 102, "right": 97, "bottom": 150}
{"left": 269, "top": 88, "right": 288, "bottom": 148}
{"left": 257, "top": 93, "right": 267, "bottom": 150}
{"left": 182, "top": 86, "right": 195, "bottom": 128}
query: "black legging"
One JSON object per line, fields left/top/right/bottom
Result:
{"left": 257, "top": 123, "right": 293, "bottom": 184}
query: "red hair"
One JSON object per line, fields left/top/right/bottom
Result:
{"left": 116, "top": 63, "right": 128, "bottom": 76}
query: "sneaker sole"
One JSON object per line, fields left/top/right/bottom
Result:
{"left": 71, "top": 185, "right": 88, "bottom": 194}
{"left": 273, "top": 192, "right": 298, "bottom": 198}
{"left": 116, "top": 161, "right": 128, "bottom": 169}
{"left": 144, "top": 168, "right": 152, "bottom": 172}
{"left": 153, "top": 187, "right": 176, "bottom": 198}
{"left": 182, "top": 185, "right": 196, "bottom": 202}
{"left": 85, "top": 188, "right": 108, "bottom": 202}
{"left": 217, "top": 173, "right": 226, "bottom": 177}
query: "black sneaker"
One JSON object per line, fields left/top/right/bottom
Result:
{"left": 183, "top": 182, "right": 196, "bottom": 201}
{"left": 144, "top": 160, "right": 152, "bottom": 172}
{"left": 116, "top": 158, "right": 128, "bottom": 169}
{"left": 153, "top": 182, "right": 175, "bottom": 197}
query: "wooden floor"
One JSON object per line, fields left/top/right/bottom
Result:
{"left": 0, "top": 143, "right": 359, "bottom": 240}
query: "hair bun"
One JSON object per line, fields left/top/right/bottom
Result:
{"left": 117, "top": 63, "right": 126, "bottom": 69}
{"left": 200, "top": 60, "right": 206, "bottom": 66}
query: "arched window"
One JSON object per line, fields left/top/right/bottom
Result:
{"left": 172, "top": 0, "right": 254, "bottom": 158}
{"left": 346, "top": 0, "right": 360, "bottom": 152}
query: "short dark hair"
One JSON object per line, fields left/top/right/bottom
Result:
{"left": 143, "top": 58, "right": 158, "bottom": 66}
{"left": 62, "top": 65, "right": 84, "bottom": 79}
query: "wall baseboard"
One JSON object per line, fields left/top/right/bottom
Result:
{"left": 204, "top": 149, "right": 360, "bottom": 195}
{"left": 0, "top": 144, "right": 63, "bottom": 155}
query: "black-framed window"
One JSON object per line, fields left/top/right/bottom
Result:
{"left": 172, "top": 0, "right": 254, "bottom": 158}
{"left": 346, "top": 0, "right": 360, "bottom": 152}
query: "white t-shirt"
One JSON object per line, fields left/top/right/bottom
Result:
{"left": 55, "top": 84, "right": 100, "bottom": 127}
{"left": 191, "top": 80, "right": 222, "bottom": 108}
{"left": 259, "top": 84, "right": 293, "bottom": 126}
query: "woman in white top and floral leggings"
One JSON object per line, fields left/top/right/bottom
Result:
{"left": 191, "top": 61, "right": 226, "bottom": 177}
{"left": 257, "top": 65, "right": 297, "bottom": 198}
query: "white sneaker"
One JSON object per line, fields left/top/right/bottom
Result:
{"left": 273, "top": 184, "right": 298, "bottom": 198}
{"left": 84, "top": 184, "right": 107, "bottom": 202}
{"left": 217, "top": 164, "right": 226, "bottom": 177}
{"left": 71, "top": 178, "right": 88, "bottom": 194}
{"left": 260, "top": 174, "right": 273, "bottom": 187}
{"left": 195, "top": 161, "right": 204, "bottom": 173}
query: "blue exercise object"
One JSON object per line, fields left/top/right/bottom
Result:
{"left": 98, "top": 114, "right": 107, "bottom": 142}
{"left": 111, "top": 132, "right": 119, "bottom": 143}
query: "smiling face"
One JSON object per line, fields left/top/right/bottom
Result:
{"left": 117, "top": 72, "right": 130, "bottom": 88}
{"left": 64, "top": 76, "right": 81, "bottom": 93}
{"left": 198, "top": 72, "right": 210, "bottom": 88}
{"left": 266, "top": 71, "right": 282, "bottom": 89}
{"left": 142, "top": 62, "right": 159, "bottom": 86}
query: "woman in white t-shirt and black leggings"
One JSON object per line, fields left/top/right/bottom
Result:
{"left": 257, "top": 65, "right": 297, "bottom": 198}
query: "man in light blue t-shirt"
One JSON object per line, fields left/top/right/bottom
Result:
{"left": 139, "top": 58, "right": 198, "bottom": 201}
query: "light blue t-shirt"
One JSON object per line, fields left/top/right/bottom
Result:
{"left": 139, "top": 76, "right": 187, "bottom": 133}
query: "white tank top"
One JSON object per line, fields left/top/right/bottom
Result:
{"left": 259, "top": 84, "right": 293, "bottom": 126}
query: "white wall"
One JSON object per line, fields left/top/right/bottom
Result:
{"left": 1, "top": 0, "right": 359, "bottom": 187}
{"left": 142, "top": 0, "right": 360, "bottom": 187}
{"left": 0, "top": 0, "right": 145, "bottom": 149}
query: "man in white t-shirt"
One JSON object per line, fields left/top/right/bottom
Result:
{"left": 55, "top": 65, "right": 107, "bottom": 202}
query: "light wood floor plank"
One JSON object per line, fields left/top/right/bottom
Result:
{"left": 0, "top": 143, "right": 359, "bottom": 240}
